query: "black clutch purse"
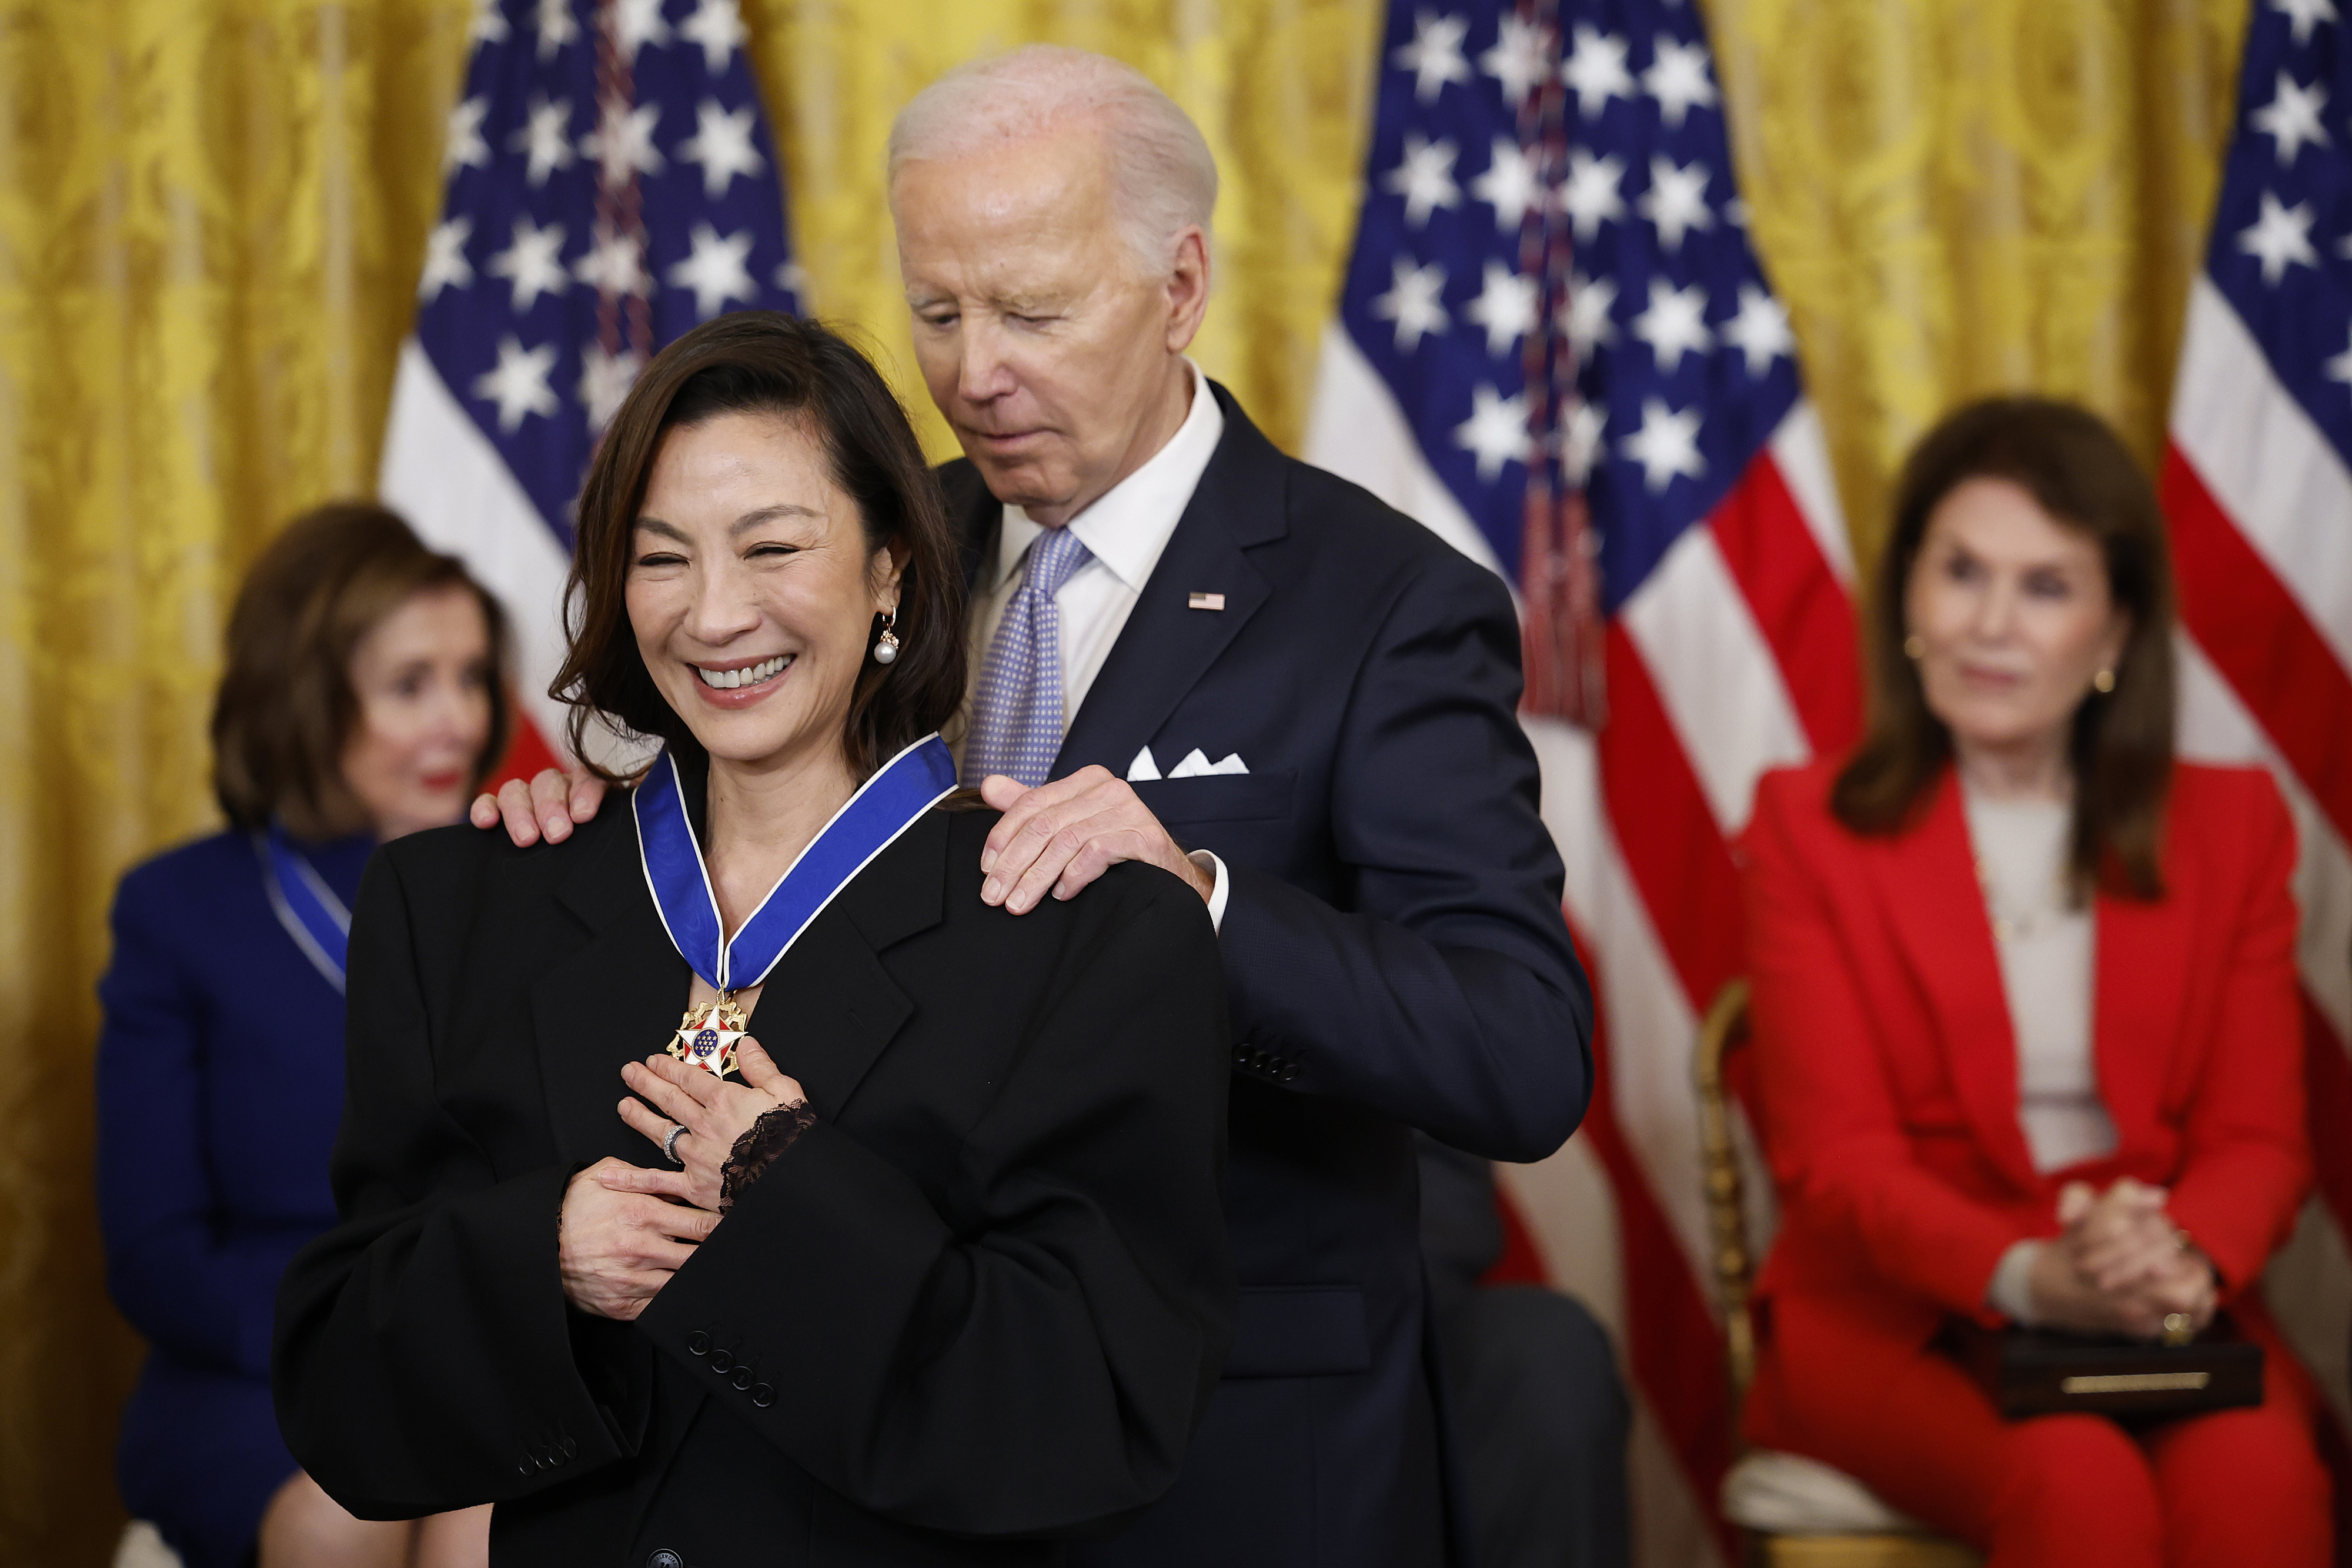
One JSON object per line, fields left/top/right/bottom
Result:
{"left": 1943, "top": 1317, "right": 2263, "bottom": 1419}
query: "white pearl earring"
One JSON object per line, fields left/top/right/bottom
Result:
{"left": 872, "top": 608, "right": 901, "bottom": 666}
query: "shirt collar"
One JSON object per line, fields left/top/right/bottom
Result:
{"left": 994, "top": 360, "right": 1225, "bottom": 592}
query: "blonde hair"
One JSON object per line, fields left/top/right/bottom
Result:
{"left": 887, "top": 45, "right": 1218, "bottom": 279}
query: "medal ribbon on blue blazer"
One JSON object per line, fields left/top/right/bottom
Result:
{"left": 255, "top": 823, "right": 354, "bottom": 995}
{"left": 633, "top": 732, "right": 958, "bottom": 1077}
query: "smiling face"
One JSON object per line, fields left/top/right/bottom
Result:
{"left": 624, "top": 411, "right": 902, "bottom": 777}
{"left": 1905, "top": 476, "right": 2130, "bottom": 768}
{"left": 893, "top": 123, "right": 1207, "bottom": 527}
{"left": 340, "top": 582, "right": 494, "bottom": 840}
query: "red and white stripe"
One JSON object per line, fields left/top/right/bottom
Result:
{"left": 380, "top": 339, "right": 572, "bottom": 784}
{"left": 1309, "top": 332, "right": 1860, "bottom": 1567}
{"left": 2166, "top": 273, "right": 2352, "bottom": 1442}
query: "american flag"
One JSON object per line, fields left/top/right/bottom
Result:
{"left": 1302, "top": 0, "right": 1859, "bottom": 1560}
{"left": 380, "top": 0, "right": 802, "bottom": 773}
{"left": 2163, "top": 0, "right": 2352, "bottom": 1499}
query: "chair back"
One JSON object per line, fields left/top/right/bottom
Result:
{"left": 1700, "top": 981, "right": 1987, "bottom": 1566}
{"left": 1695, "top": 977, "right": 1757, "bottom": 1415}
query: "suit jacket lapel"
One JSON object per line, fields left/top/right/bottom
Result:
{"left": 744, "top": 811, "right": 948, "bottom": 1119}
{"left": 946, "top": 462, "right": 997, "bottom": 597}
{"left": 1055, "top": 385, "right": 1288, "bottom": 775}
{"left": 1866, "top": 773, "right": 2043, "bottom": 1193}
{"left": 2090, "top": 858, "right": 2190, "bottom": 1165}
{"left": 532, "top": 820, "right": 693, "bottom": 1170}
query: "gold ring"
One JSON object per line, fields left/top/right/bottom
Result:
{"left": 2161, "top": 1312, "right": 2194, "bottom": 1347}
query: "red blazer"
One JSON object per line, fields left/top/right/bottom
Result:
{"left": 1739, "top": 758, "right": 2311, "bottom": 1429}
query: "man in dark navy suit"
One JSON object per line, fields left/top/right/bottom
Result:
{"left": 483, "top": 43, "right": 1592, "bottom": 1568}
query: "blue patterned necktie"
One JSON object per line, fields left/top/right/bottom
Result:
{"left": 964, "top": 525, "right": 1095, "bottom": 787}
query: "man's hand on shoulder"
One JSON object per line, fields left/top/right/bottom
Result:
{"left": 978, "top": 767, "right": 1214, "bottom": 914}
{"left": 470, "top": 767, "right": 608, "bottom": 847}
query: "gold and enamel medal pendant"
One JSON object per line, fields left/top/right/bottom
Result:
{"left": 669, "top": 992, "right": 749, "bottom": 1079}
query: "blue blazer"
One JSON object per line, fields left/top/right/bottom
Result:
{"left": 96, "top": 828, "right": 372, "bottom": 1568}
{"left": 946, "top": 385, "right": 1595, "bottom": 1567}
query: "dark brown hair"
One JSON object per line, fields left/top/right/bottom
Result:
{"left": 1832, "top": 396, "right": 2176, "bottom": 898}
{"left": 212, "top": 502, "right": 509, "bottom": 837}
{"left": 555, "top": 312, "right": 968, "bottom": 782}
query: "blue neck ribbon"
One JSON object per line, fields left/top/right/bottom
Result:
{"left": 632, "top": 734, "right": 958, "bottom": 992}
{"left": 256, "top": 823, "right": 355, "bottom": 994}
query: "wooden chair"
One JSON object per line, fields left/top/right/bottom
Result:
{"left": 1697, "top": 979, "right": 1982, "bottom": 1568}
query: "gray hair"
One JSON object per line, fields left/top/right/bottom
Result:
{"left": 887, "top": 45, "right": 1218, "bottom": 279}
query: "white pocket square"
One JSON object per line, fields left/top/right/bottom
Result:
{"left": 1168, "top": 748, "right": 1248, "bottom": 778}
{"left": 1126, "top": 745, "right": 1248, "bottom": 781}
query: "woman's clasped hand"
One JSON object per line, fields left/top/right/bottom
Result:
{"left": 2026, "top": 1177, "right": 2217, "bottom": 1340}
{"left": 559, "top": 1034, "right": 808, "bottom": 1320}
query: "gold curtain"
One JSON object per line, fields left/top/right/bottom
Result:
{"left": 0, "top": 1, "right": 2246, "bottom": 1560}
{"left": 1708, "top": 0, "right": 2251, "bottom": 567}
{"left": 0, "top": 6, "right": 473, "bottom": 1563}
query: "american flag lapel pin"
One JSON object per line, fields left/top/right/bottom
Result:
{"left": 1188, "top": 591, "right": 1226, "bottom": 611}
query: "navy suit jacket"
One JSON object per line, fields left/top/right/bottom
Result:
{"left": 946, "top": 383, "right": 1593, "bottom": 1567}
{"left": 96, "top": 828, "right": 374, "bottom": 1568}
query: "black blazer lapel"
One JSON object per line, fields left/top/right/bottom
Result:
{"left": 1055, "top": 385, "right": 1290, "bottom": 777}
{"left": 943, "top": 460, "right": 998, "bottom": 596}
{"left": 531, "top": 818, "right": 697, "bottom": 1171}
{"left": 746, "top": 810, "right": 954, "bottom": 1121}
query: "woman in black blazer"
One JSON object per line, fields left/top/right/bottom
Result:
{"left": 273, "top": 313, "right": 1234, "bottom": 1567}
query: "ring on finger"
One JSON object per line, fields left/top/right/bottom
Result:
{"left": 663, "top": 1122, "right": 688, "bottom": 1165}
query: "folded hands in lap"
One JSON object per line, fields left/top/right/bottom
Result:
{"left": 2026, "top": 1176, "right": 2217, "bottom": 1339}
{"left": 556, "top": 1039, "right": 806, "bottom": 1320}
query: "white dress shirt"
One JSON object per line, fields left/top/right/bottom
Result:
{"left": 964, "top": 362, "right": 1231, "bottom": 927}
{"left": 1965, "top": 788, "right": 2119, "bottom": 1323}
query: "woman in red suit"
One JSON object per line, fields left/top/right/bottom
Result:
{"left": 1741, "top": 397, "right": 2331, "bottom": 1567}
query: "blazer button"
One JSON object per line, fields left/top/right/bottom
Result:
{"left": 751, "top": 1383, "right": 775, "bottom": 1408}
{"left": 731, "top": 1366, "right": 754, "bottom": 1391}
{"left": 708, "top": 1349, "right": 734, "bottom": 1374}
{"left": 686, "top": 1330, "right": 710, "bottom": 1357}
{"left": 649, "top": 1552, "right": 685, "bottom": 1568}
{"left": 558, "top": 1433, "right": 578, "bottom": 1460}
{"left": 1277, "top": 1062, "right": 1301, "bottom": 1083}
{"left": 516, "top": 1457, "right": 534, "bottom": 1477}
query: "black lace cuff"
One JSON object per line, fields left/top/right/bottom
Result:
{"left": 720, "top": 1100, "right": 817, "bottom": 1213}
